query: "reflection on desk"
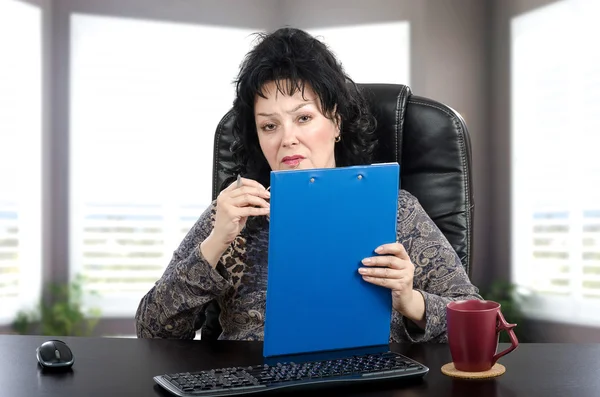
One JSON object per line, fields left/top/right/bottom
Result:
{"left": 0, "top": 335, "right": 598, "bottom": 397}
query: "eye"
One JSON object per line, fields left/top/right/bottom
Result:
{"left": 298, "top": 115, "right": 312, "bottom": 123}
{"left": 261, "top": 123, "right": 277, "bottom": 132}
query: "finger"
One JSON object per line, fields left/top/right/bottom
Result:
{"left": 230, "top": 185, "right": 270, "bottom": 200}
{"left": 362, "top": 275, "right": 403, "bottom": 290}
{"left": 224, "top": 176, "right": 266, "bottom": 192}
{"left": 374, "top": 242, "right": 410, "bottom": 260}
{"left": 358, "top": 266, "right": 406, "bottom": 279}
{"left": 230, "top": 194, "right": 270, "bottom": 209}
{"left": 237, "top": 177, "right": 267, "bottom": 191}
{"left": 361, "top": 255, "right": 406, "bottom": 269}
{"left": 232, "top": 206, "right": 270, "bottom": 218}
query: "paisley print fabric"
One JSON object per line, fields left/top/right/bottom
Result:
{"left": 135, "top": 189, "right": 482, "bottom": 342}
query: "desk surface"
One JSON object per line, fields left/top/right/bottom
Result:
{"left": 1, "top": 335, "right": 598, "bottom": 397}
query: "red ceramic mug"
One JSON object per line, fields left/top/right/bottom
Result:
{"left": 446, "top": 300, "right": 519, "bottom": 372}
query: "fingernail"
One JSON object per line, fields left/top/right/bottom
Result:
{"left": 265, "top": 191, "right": 271, "bottom": 197}
{"left": 362, "top": 258, "right": 371, "bottom": 264}
{"left": 375, "top": 246, "right": 383, "bottom": 253}
{"left": 358, "top": 268, "right": 367, "bottom": 274}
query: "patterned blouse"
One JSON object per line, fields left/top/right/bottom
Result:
{"left": 135, "top": 189, "right": 482, "bottom": 343}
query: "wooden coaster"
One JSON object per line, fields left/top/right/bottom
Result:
{"left": 441, "top": 362, "right": 506, "bottom": 379}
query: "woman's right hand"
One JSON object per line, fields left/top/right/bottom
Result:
{"left": 201, "top": 177, "right": 270, "bottom": 268}
{"left": 211, "top": 177, "right": 271, "bottom": 245}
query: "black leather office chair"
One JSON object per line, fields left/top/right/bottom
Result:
{"left": 202, "top": 83, "right": 474, "bottom": 340}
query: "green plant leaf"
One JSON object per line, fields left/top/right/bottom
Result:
{"left": 481, "top": 280, "right": 528, "bottom": 343}
{"left": 11, "top": 272, "right": 102, "bottom": 337}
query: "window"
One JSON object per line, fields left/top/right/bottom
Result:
{"left": 511, "top": 0, "right": 600, "bottom": 325}
{"left": 69, "top": 14, "right": 256, "bottom": 316}
{"left": 0, "top": 0, "right": 42, "bottom": 324}
{"left": 1, "top": 5, "right": 413, "bottom": 328}
{"left": 308, "top": 22, "right": 410, "bottom": 85}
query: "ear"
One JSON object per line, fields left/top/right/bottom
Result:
{"left": 331, "top": 105, "right": 341, "bottom": 131}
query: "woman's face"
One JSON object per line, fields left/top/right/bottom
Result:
{"left": 254, "top": 81, "right": 340, "bottom": 171}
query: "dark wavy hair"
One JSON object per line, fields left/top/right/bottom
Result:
{"left": 226, "top": 27, "right": 378, "bottom": 190}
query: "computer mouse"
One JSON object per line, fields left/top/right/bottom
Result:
{"left": 36, "top": 339, "right": 74, "bottom": 369}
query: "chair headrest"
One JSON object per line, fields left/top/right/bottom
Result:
{"left": 211, "top": 83, "right": 473, "bottom": 274}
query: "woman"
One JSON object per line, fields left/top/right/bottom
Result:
{"left": 135, "top": 27, "right": 481, "bottom": 343}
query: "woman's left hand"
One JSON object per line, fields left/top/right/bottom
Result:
{"left": 358, "top": 242, "right": 416, "bottom": 315}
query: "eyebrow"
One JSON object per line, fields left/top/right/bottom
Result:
{"left": 256, "top": 102, "right": 313, "bottom": 117}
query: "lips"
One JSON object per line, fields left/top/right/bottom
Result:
{"left": 281, "top": 155, "right": 305, "bottom": 167}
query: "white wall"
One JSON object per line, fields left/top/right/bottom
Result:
{"left": 45, "top": 0, "right": 279, "bottom": 284}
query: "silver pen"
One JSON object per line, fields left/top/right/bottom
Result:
{"left": 236, "top": 174, "right": 241, "bottom": 188}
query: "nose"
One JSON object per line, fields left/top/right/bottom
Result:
{"left": 281, "top": 124, "right": 300, "bottom": 148}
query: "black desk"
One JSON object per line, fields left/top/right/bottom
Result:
{"left": 1, "top": 335, "right": 598, "bottom": 397}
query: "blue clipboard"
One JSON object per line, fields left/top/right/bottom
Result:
{"left": 263, "top": 162, "right": 400, "bottom": 357}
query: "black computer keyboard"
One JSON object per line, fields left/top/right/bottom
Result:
{"left": 153, "top": 351, "right": 429, "bottom": 396}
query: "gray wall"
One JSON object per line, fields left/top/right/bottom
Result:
{"left": 280, "top": 0, "right": 492, "bottom": 289}
{"left": 55, "top": 0, "right": 280, "bottom": 28}
{"left": 3, "top": 0, "right": 599, "bottom": 342}
{"left": 1, "top": 0, "right": 493, "bottom": 337}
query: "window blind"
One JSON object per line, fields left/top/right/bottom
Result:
{"left": 511, "top": 0, "right": 600, "bottom": 325}
{"left": 0, "top": 0, "right": 42, "bottom": 324}
{"left": 69, "top": 15, "right": 412, "bottom": 318}
{"left": 69, "top": 14, "right": 256, "bottom": 316}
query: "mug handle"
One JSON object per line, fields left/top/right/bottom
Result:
{"left": 491, "top": 310, "right": 519, "bottom": 366}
